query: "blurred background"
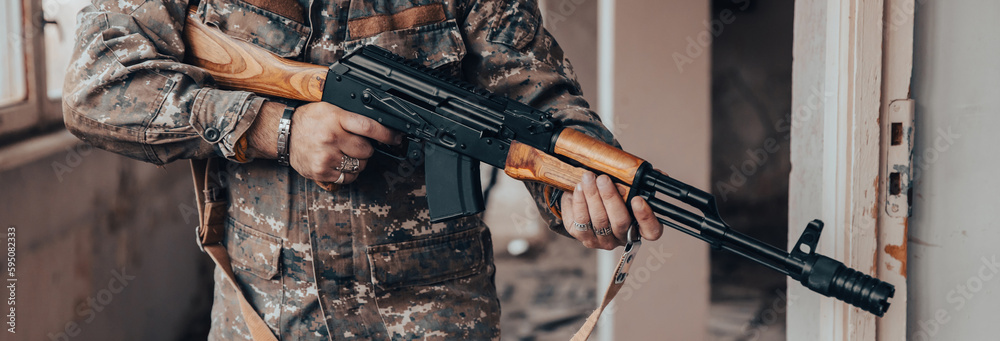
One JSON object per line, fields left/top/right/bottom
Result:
{"left": 1, "top": 0, "right": 998, "bottom": 340}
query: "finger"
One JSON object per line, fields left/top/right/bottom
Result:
{"left": 337, "top": 135, "right": 375, "bottom": 159}
{"left": 596, "top": 175, "right": 630, "bottom": 245}
{"left": 568, "top": 186, "right": 598, "bottom": 248}
{"left": 337, "top": 111, "right": 401, "bottom": 145}
{"left": 560, "top": 190, "right": 575, "bottom": 234}
{"left": 339, "top": 172, "right": 360, "bottom": 184}
{"left": 581, "top": 171, "right": 614, "bottom": 249}
{"left": 313, "top": 169, "right": 358, "bottom": 184}
{"left": 312, "top": 153, "right": 358, "bottom": 179}
{"left": 325, "top": 150, "right": 369, "bottom": 175}
{"left": 335, "top": 155, "right": 368, "bottom": 175}
{"left": 631, "top": 197, "right": 663, "bottom": 241}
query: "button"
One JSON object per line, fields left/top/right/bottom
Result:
{"left": 204, "top": 127, "right": 221, "bottom": 142}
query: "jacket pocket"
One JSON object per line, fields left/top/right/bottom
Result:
{"left": 225, "top": 217, "right": 282, "bottom": 279}
{"left": 199, "top": 0, "right": 310, "bottom": 58}
{"left": 221, "top": 217, "right": 284, "bottom": 332}
{"left": 367, "top": 227, "right": 487, "bottom": 291}
{"left": 343, "top": 19, "right": 467, "bottom": 71}
{"left": 366, "top": 226, "right": 501, "bottom": 339}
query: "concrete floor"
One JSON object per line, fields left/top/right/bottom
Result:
{"left": 707, "top": 284, "right": 787, "bottom": 341}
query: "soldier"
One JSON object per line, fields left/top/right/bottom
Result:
{"left": 64, "top": 0, "right": 663, "bottom": 339}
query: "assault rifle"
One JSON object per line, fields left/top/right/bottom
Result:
{"left": 182, "top": 10, "right": 894, "bottom": 316}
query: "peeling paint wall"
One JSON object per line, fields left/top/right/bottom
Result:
{"left": 1, "top": 148, "right": 212, "bottom": 340}
{"left": 909, "top": 1, "right": 1000, "bottom": 339}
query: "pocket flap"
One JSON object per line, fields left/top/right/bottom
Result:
{"left": 224, "top": 218, "right": 282, "bottom": 280}
{"left": 347, "top": 3, "right": 447, "bottom": 40}
{"left": 343, "top": 19, "right": 467, "bottom": 70}
{"left": 201, "top": 0, "right": 310, "bottom": 57}
{"left": 367, "top": 227, "right": 487, "bottom": 291}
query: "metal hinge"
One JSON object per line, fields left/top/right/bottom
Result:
{"left": 885, "top": 99, "right": 915, "bottom": 218}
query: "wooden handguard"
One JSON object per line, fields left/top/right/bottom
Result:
{"left": 506, "top": 141, "right": 630, "bottom": 198}
{"left": 183, "top": 8, "right": 327, "bottom": 102}
{"left": 553, "top": 129, "right": 646, "bottom": 185}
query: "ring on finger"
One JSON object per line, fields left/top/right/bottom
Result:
{"left": 594, "top": 227, "right": 612, "bottom": 236}
{"left": 337, "top": 155, "right": 362, "bottom": 173}
{"left": 572, "top": 221, "right": 592, "bottom": 232}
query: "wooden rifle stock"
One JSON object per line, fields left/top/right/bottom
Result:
{"left": 182, "top": 8, "right": 327, "bottom": 102}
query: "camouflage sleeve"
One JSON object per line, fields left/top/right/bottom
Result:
{"left": 63, "top": 0, "right": 264, "bottom": 165}
{"left": 459, "top": 0, "right": 619, "bottom": 237}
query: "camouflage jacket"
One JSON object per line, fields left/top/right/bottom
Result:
{"left": 65, "top": 0, "right": 614, "bottom": 340}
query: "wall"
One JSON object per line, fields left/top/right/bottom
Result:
{"left": 0, "top": 138, "right": 212, "bottom": 341}
{"left": 609, "top": 0, "right": 710, "bottom": 339}
{"left": 909, "top": 1, "right": 1000, "bottom": 340}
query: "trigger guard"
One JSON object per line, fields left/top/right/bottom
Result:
{"left": 374, "top": 138, "right": 418, "bottom": 161}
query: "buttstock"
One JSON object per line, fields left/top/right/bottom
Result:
{"left": 505, "top": 141, "right": 629, "bottom": 198}
{"left": 183, "top": 7, "right": 327, "bottom": 102}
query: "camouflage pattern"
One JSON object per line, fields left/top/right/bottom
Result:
{"left": 64, "top": 0, "right": 615, "bottom": 339}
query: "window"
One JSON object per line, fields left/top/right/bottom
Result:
{"left": 0, "top": 1, "right": 27, "bottom": 107}
{"left": 0, "top": 0, "right": 90, "bottom": 139}
{"left": 44, "top": 0, "right": 90, "bottom": 99}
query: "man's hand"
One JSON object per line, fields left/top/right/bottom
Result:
{"left": 246, "top": 101, "right": 402, "bottom": 184}
{"left": 560, "top": 171, "right": 663, "bottom": 249}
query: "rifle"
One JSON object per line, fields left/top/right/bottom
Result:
{"left": 182, "top": 10, "right": 894, "bottom": 317}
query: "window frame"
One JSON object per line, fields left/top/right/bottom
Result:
{"left": 0, "top": 0, "right": 67, "bottom": 139}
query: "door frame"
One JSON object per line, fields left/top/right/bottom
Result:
{"left": 788, "top": 0, "right": 913, "bottom": 340}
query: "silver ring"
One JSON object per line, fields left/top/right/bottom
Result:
{"left": 333, "top": 172, "right": 346, "bottom": 184}
{"left": 572, "top": 221, "right": 592, "bottom": 232}
{"left": 595, "top": 227, "right": 612, "bottom": 236}
{"left": 337, "top": 155, "right": 361, "bottom": 173}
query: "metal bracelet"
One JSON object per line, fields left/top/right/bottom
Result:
{"left": 276, "top": 106, "right": 294, "bottom": 166}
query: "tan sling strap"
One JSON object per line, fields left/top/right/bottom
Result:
{"left": 571, "top": 233, "right": 642, "bottom": 340}
{"left": 191, "top": 158, "right": 279, "bottom": 341}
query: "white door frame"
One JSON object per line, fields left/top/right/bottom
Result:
{"left": 788, "top": 0, "right": 912, "bottom": 340}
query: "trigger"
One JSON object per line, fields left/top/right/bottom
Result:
{"left": 373, "top": 137, "right": 416, "bottom": 161}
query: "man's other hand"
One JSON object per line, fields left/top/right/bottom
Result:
{"left": 559, "top": 171, "right": 664, "bottom": 249}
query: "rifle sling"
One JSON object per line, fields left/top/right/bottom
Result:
{"left": 191, "top": 158, "right": 279, "bottom": 341}
{"left": 571, "top": 237, "right": 641, "bottom": 340}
